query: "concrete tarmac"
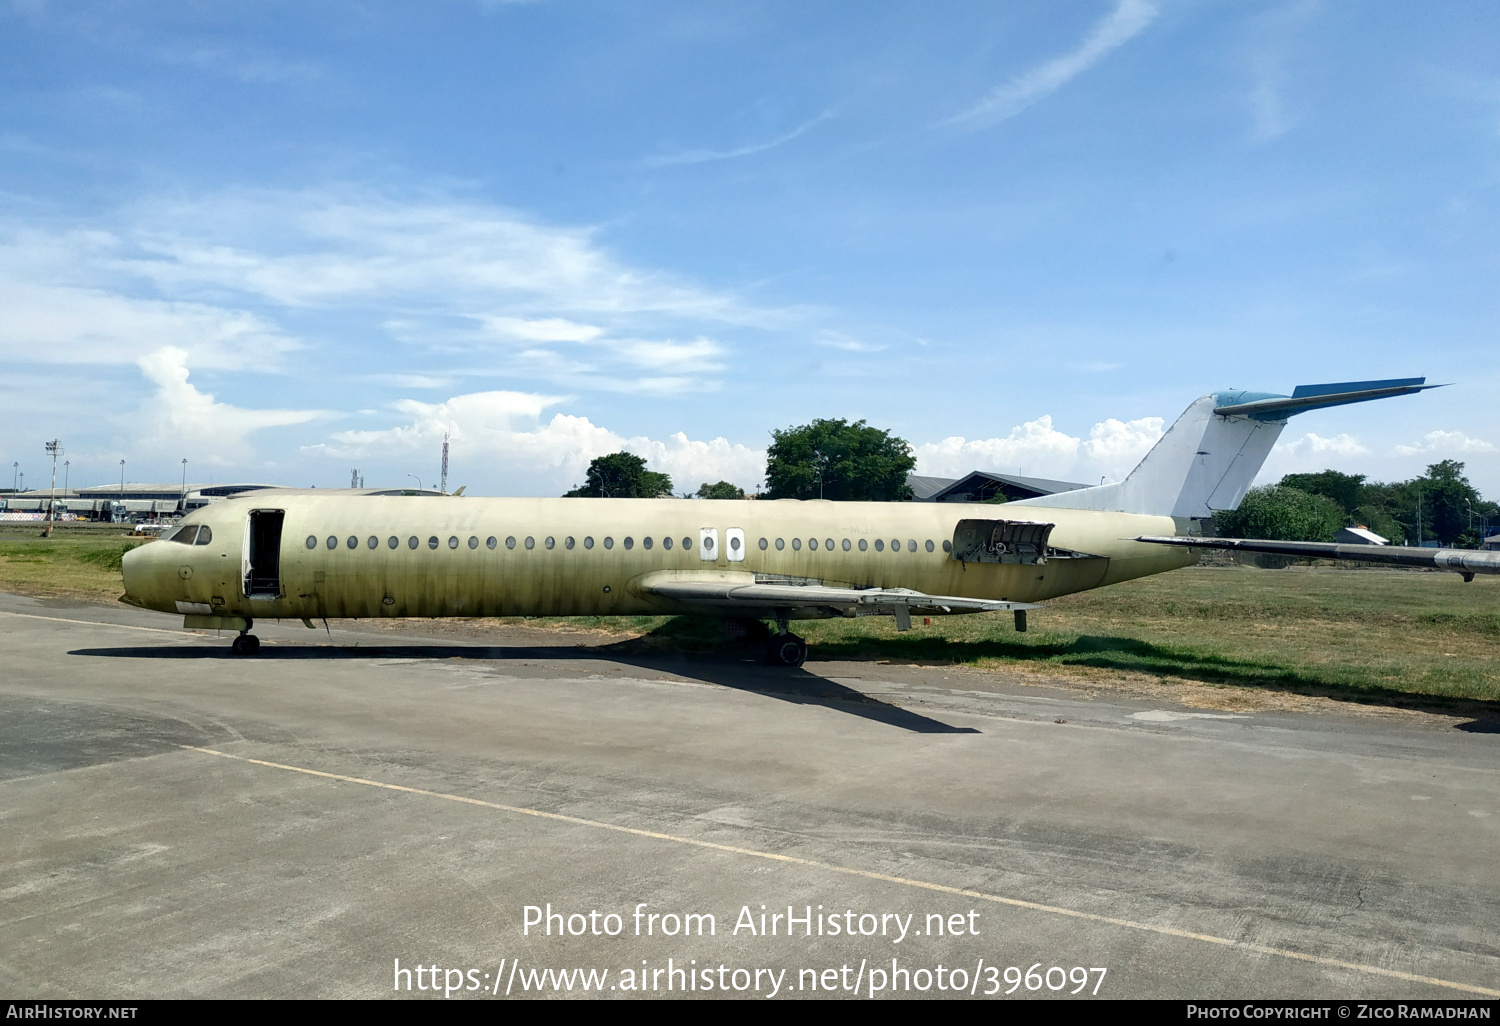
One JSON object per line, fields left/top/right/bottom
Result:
{"left": 1, "top": 591, "right": 1496, "bottom": 1000}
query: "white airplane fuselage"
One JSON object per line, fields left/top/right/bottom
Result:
{"left": 120, "top": 494, "right": 1194, "bottom": 623}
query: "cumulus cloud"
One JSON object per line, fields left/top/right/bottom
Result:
{"left": 1394, "top": 429, "right": 1496, "bottom": 456}
{"left": 1279, "top": 432, "right": 1371, "bottom": 459}
{"left": 945, "top": 0, "right": 1159, "bottom": 128}
{"left": 326, "top": 389, "right": 765, "bottom": 494}
{"left": 136, "top": 347, "right": 326, "bottom": 462}
{"left": 912, "top": 414, "right": 1162, "bottom": 482}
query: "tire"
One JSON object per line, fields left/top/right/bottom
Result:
{"left": 766, "top": 633, "right": 807, "bottom": 667}
{"left": 232, "top": 634, "right": 261, "bottom": 655}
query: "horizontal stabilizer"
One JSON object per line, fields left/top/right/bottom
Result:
{"left": 1213, "top": 378, "right": 1444, "bottom": 420}
{"left": 1137, "top": 535, "right": 1500, "bottom": 578}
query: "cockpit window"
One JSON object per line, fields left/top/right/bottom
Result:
{"left": 195, "top": 526, "right": 213, "bottom": 545}
{"left": 168, "top": 525, "right": 198, "bottom": 544}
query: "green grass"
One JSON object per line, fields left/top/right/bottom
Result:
{"left": 0, "top": 524, "right": 145, "bottom": 600}
{"left": 1, "top": 532, "right": 1493, "bottom": 711}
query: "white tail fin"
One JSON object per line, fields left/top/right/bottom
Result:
{"left": 1011, "top": 378, "right": 1438, "bottom": 519}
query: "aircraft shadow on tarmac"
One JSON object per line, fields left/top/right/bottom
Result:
{"left": 66, "top": 641, "right": 979, "bottom": 735}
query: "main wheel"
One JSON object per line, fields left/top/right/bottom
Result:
{"left": 766, "top": 633, "right": 807, "bottom": 667}
{"left": 231, "top": 634, "right": 261, "bottom": 655}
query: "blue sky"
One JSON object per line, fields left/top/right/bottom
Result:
{"left": 2, "top": 0, "right": 1497, "bottom": 498}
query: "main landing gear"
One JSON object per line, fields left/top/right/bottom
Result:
{"left": 764, "top": 611, "right": 807, "bottom": 667}
{"left": 231, "top": 620, "right": 260, "bottom": 655}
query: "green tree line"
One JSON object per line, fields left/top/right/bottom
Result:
{"left": 1217, "top": 460, "right": 1498, "bottom": 547}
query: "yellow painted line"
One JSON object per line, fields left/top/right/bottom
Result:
{"left": 182, "top": 744, "right": 1498, "bottom": 998}
{"left": 0, "top": 610, "right": 183, "bottom": 635}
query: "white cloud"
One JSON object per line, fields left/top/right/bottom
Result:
{"left": 1279, "top": 432, "right": 1370, "bottom": 459}
{"left": 326, "top": 389, "right": 765, "bottom": 493}
{"left": 913, "top": 414, "right": 1163, "bottom": 482}
{"left": 481, "top": 316, "right": 605, "bottom": 342}
{"left": 914, "top": 416, "right": 1082, "bottom": 478}
{"left": 645, "top": 111, "right": 835, "bottom": 167}
{"left": 946, "top": 0, "right": 1160, "bottom": 128}
{"left": 815, "top": 330, "right": 886, "bottom": 353}
{"left": 1394, "top": 430, "right": 1496, "bottom": 456}
{"left": 136, "top": 347, "right": 326, "bottom": 462}
{"left": 0, "top": 278, "right": 297, "bottom": 370}
{"left": 1083, "top": 416, "right": 1164, "bottom": 470}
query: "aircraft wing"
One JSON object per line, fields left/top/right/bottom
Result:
{"left": 635, "top": 572, "right": 1038, "bottom": 631}
{"left": 1137, "top": 535, "right": 1500, "bottom": 579}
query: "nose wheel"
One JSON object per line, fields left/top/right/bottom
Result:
{"left": 231, "top": 633, "right": 260, "bottom": 655}
{"left": 765, "top": 632, "right": 807, "bottom": 667}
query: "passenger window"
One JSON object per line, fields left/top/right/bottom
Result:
{"left": 942, "top": 539, "right": 952, "bottom": 553}
{"left": 447, "top": 536, "right": 458, "bottom": 549}
{"left": 623, "top": 537, "right": 634, "bottom": 550}
{"left": 525, "top": 536, "right": 535, "bottom": 549}
{"left": 891, "top": 539, "right": 900, "bottom": 552}
{"left": 468, "top": 536, "right": 478, "bottom": 549}
{"left": 662, "top": 536, "right": 672, "bottom": 550}
{"left": 825, "top": 538, "right": 834, "bottom": 551}
{"left": 306, "top": 535, "right": 317, "bottom": 549}
{"left": 389, "top": 536, "right": 400, "bottom": 549}
{"left": 859, "top": 539, "right": 868, "bottom": 551}
{"left": 428, "top": 536, "right": 439, "bottom": 550}
{"left": 408, "top": 536, "right": 419, "bottom": 549}
{"left": 565, "top": 537, "right": 575, "bottom": 549}
{"left": 347, "top": 536, "right": 358, "bottom": 549}
{"left": 792, "top": 538, "right": 802, "bottom": 551}
{"left": 925, "top": 539, "right": 935, "bottom": 552}
{"left": 195, "top": 526, "right": 213, "bottom": 545}
{"left": 842, "top": 538, "right": 850, "bottom": 551}
{"left": 776, "top": 538, "right": 785, "bottom": 550}
{"left": 908, "top": 539, "right": 917, "bottom": 552}
{"left": 874, "top": 539, "right": 884, "bottom": 551}
{"left": 682, "top": 537, "right": 692, "bottom": 551}
{"left": 545, "top": 536, "right": 555, "bottom": 549}
{"left": 808, "top": 538, "right": 817, "bottom": 551}
{"left": 604, "top": 537, "right": 614, "bottom": 549}
{"left": 367, "top": 536, "right": 378, "bottom": 549}
{"left": 327, "top": 536, "right": 338, "bottom": 550}
{"left": 487, "top": 536, "right": 497, "bottom": 549}
{"left": 758, "top": 537, "right": 768, "bottom": 550}
{"left": 643, "top": 537, "right": 653, "bottom": 549}
{"left": 506, "top": 536, "right": 516, "bottom": 549}
{"left": 584, "top": 537, "right": 594, "bottom": 549}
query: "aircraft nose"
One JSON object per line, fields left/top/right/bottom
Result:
{"left": 120, "top": 542, "right": 157, "bottom": 609}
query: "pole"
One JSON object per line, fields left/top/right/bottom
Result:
{"left": 407, "top": 473, "right": 422, "bottom": 493}
{"left": 181, "top": 458, "right": 188, "bottom": 513}
{"left": 44, "top": 439, "right": 60, "bottom": 537}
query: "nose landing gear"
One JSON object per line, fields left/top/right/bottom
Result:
{"left": 231, "top": 620, "right": 260, "bottom": 655}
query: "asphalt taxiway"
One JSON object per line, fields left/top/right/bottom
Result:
{"left": 1, "top": 592, "right": 1496, "bottom": 1000}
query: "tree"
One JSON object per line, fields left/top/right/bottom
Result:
{"left": 563, "top": 452, "right": 674, "bottom": 498}
{"left": 764, "top": 418, "right": 915, "bottom": 501}
{"left": 1278, "top": 470, "right": 1366, "bottom": 516}
{"left": 1213, "top": 485, "right": 1345, "bottom": 542}
{"left": 696, "top": 481, "right": 745, "bottom": 500}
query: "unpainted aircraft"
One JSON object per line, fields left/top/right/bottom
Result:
{"left": 121, "top": 377, "right": 1495, "bottom": 664}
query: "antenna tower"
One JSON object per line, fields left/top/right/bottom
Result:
{"left": 350, "top": 468, "right": 359, "bottom": 489}
{"left": 440, "top": 433, "right": 450, "bottom": 494}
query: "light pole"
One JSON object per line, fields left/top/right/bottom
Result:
{"left": 181, "top": 458, "right": 188, "bottom": 514}
{"left": 44, "top": 439, "right": 61, "bottom": 537}
{"left": 63, "top": 460, "right": 69, "bottom": 494}
{"left": 407, "top": 473, "right": 423, "bottom": 493}
{"left": 10, "top": 462, "right": 15, "bottom": 494}
{"left": 119, "top": 460, "right": 126, "bottom": 523}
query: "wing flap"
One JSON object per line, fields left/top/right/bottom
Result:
{"left": 634, "top": 571, "right": 1038, "bottom": 626}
